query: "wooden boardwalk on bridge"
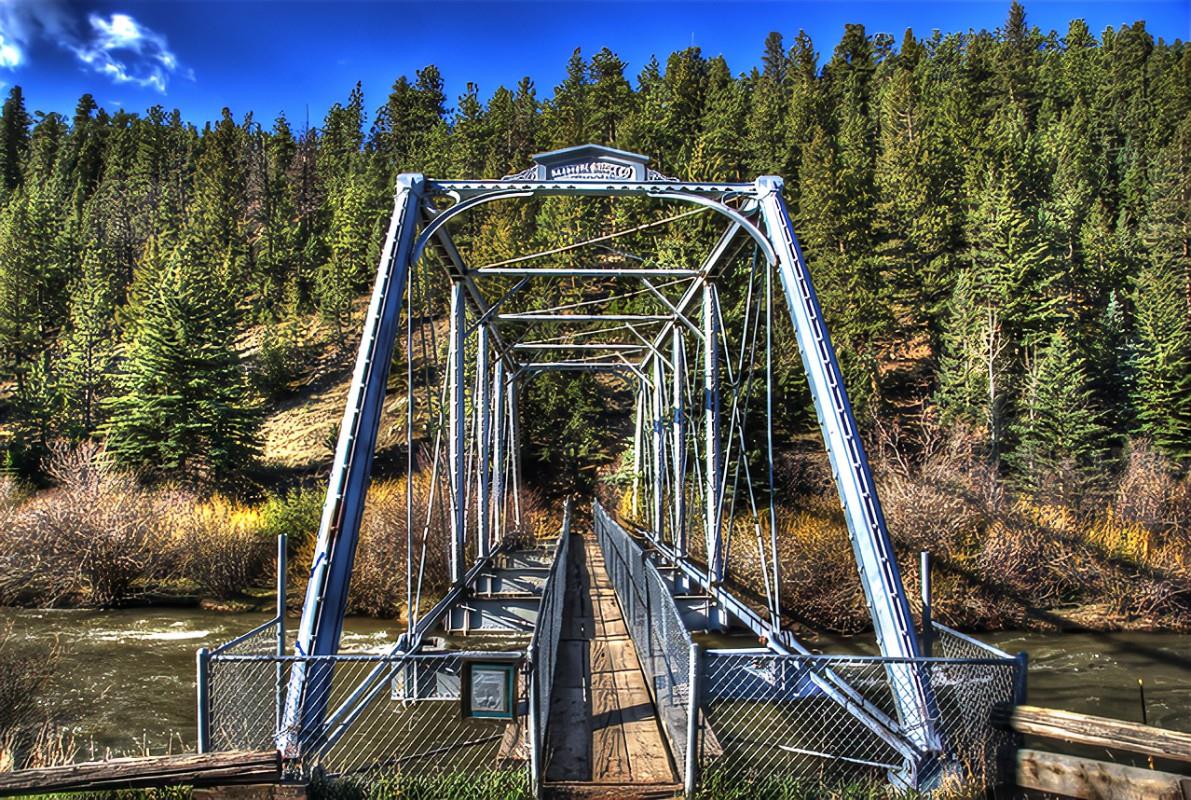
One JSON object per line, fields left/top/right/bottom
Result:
{"left": 544, "top": 528, "right": 680, "bottom": 797}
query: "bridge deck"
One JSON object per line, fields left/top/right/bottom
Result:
{"left": 544, "top": 527, "right": 678, "bottom": 791}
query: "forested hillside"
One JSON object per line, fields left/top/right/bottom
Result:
{"left": 0, "top": 1, "right": 1187, "bottom": 499}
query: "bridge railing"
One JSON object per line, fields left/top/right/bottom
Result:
{"left": 527, "top": 499, "right": 572, "bottom": 794}
{"left": 593, "top": 502, "right": 695, "bottom": 775}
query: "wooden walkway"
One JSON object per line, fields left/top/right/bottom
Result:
{"left": 544, "top": 529, "right": 679, "bottom": 797}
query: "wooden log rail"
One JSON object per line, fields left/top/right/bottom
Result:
{"left": 996, "top": 705, "right": 1191, "bottom": 800}
{"left": 0, "top": 749, "right": 280, "bottom": 797}
{"left": 1016, "top": 749, "right": 1191, "bottom": 800}
{"left": 995, "top": 704, "right": 1191, "bottom": 763}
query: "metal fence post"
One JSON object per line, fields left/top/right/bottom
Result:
{"left": 919, "top": 551, "right": 932, "bottom": 658}
{"left": 1014, "top": 651, "right": 1029, "bottom": 705}
{"left": 196, "top": 647, "right": 211, "bottom": 753}
{"left": 276, "top": 533, "right": 287, "bottom": 735}
{"left": 642, "top": 549, "right": 653, "bottom": 660}
{"left": 685, "top": 642, "right": 701, "bottom": 797}
{"left": 529, "top": 669, "right": 541, "bottom": 798}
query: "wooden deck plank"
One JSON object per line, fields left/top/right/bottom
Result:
{"left": 544, "top": 530, "right": 677, "bottom": 788}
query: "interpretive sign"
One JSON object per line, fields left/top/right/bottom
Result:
{"left": 461, "top": 660, "right": 517, "bottom": 719}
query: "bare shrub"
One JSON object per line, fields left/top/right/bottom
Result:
{"left": 175, "top": 496, "right": 272, "bottom": 600}
{"left": 346, "top": 475, "right": 548, "bottom": 619}
{"left": 0, "top": 442, "right": 176, "bottom": 607}
{"left": 1115, "top": 439, "right": 1191, "bottom": 533}
{"left": 350, "top": 474, "right": 451, "bottom": 619}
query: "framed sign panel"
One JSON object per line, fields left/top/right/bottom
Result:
{"left": 461, "top": 660, "right": 517, "bottom": 720}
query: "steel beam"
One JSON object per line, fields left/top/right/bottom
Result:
{"left": 638, "top": 221, "right": 746, "bottom": 373}
{"left": 430, "top": 180, "right": 754, "bottom": 198}
{"left": 498, "top": 313, "right": 671, "bottom": 323}
{"left": 449, "top": 282, "right": 467, "bottom": 583}
{"left": 282, "top": 174, "right": 423, "bottom": 754}
{"left": 478, "top": 267, "right": 699, "bottom": 278}
{"left": 703, "top": 283, "right": 724, "bottom": 583}
{"left": 671, "top": 329, "right": 687, "bottom": 560}
{"left": 755, "top": 175, "right": 938, "bottom": 764}
{"left": 632, "top": 381, "right": 644, "bottom": 519}
{"left": 508, "top": 373, "right": 522, "bottom": 527}
{"left": 513, "top": 342, "right": 647, "bottom": 352}
{"left": 476, "top": 326, "right": 491, "bottom": 559}
{"left": 652, "top": 356, "right": 666, "bottom": 541}
{"left": 491, "top": 359, "right": 506, "bottom": 547}
{"left": 521, "top": 362, "right": 639, "bottom": 371}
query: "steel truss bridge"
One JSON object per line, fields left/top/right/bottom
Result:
{"left": 198, "top": 145, "right": 1024, "bottom": 796}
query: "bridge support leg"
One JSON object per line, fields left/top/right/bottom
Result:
{"left": 282, "top": 174, "right": 424, "bottom": 754}
{"left": 755, "top": 175, "right": 939, "bottom": 782}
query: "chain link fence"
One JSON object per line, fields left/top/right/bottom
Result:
{"left": 700, "top": 650, "right": 1019, "bottom": 792}
{"left": 208, "top": 650, "right": 531, "bottom": 793}
{"left": 594, "top": 502, "right": 693, "bottom": 771}
{"left": 527, "top": 501, "right": 572, "bottom": 791}
{"left": 201, "top": 516, "right": 574, "bottom": 794}
{"left": 592, "top": 502, "right": 1024, "bottom": 795}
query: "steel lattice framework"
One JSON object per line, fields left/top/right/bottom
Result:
{"left": 281, "top": 144, "right": 942, "bottom": 787}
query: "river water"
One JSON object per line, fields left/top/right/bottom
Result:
{"left": 2, "top": 608, "right": 1189, "bottom": 755}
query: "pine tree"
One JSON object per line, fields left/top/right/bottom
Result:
{"left": 747, "top": 32, "right": 790, "bottom": 175}
{"left": 104, "top": 239, "right": 260, "bottom": 482}
{"left": 1131, "top": 256, "right": 1191, "bottom": 460}
{"left": 692, "top": 56, "right": 749, "bottom": 181}
{"left": 316, "top": 169, "right": 373, "bottom": 342}
{"left": 0, "top": 86, "right": 32, "bottom": 196}
{"left": 1008, "top": 330, "right": 1108, "bottom": 497}
{"left": 936, "top": 270, "right": 1011, "bottom": 456}
{"left": 57, "top": 243, "right": 120, "bottom": 436}
{"left": 588, "top": 48, "right": 632, "bottom": 146}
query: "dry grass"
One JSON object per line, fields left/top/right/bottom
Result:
{"left": 619, "top": 434, "right": 1191, "bottom": 634}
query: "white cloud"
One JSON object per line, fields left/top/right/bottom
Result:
{"left": 0, "top": 1, "right": 190, "bottom": 93}
{"left": 0, "top": 34, "right": 21, "bottom": 68}
{"left": 72, "top": 12, "right": 189, "bottom": 93}
{"left": 0, "top": 0, "right": 70, "bottom": 71}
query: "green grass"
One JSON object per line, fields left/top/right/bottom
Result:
{"left": 308, "top": 769, "right": 530, "bottom": 800}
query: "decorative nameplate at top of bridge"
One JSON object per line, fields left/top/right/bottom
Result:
{"left": 503, "top": 143, "right": 676, "bottom": 182}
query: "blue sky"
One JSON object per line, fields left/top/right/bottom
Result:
{"left": 1, "top": 1, "right": 1187, "bottom": 125}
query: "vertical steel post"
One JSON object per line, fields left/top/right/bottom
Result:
{"left": 275, "top": 533, "right": 287, "bottom": 734}
{"left": 529, "top": 670, "right": 541, "bottom": 797}
{"left": 476, "top": 326, "right": 491, "bottom": 559}
{"left": 196, "top": 647, "right": 210, "bottom": 754}
{"left": 491, "top": 359, "right": 506, "bottom": 547}
{"left": 632, "top": 381, "right": 644, "bottom": 519}
{"left": 449, "top": 282, "right": 467, "bottom": 583}
{"left": 703, "top": 283, "right": 723, "bottom": 582}
{"left": 684, "top": 642, "right": 701, "bottom": 796}
{"left": 672, "top": 330, "right": 687, "bottom": 560}
{"left": 651, "top": 357, "right": 666, "bottom": 541}
{"left": 509, "top": 374, "right": 522, "bottom": 527}
{"left": 919, "top": 551, "right": 932, "bottom": 658}
{"left": 1014, "top": 652, "right": 1029, "bottom": 705}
